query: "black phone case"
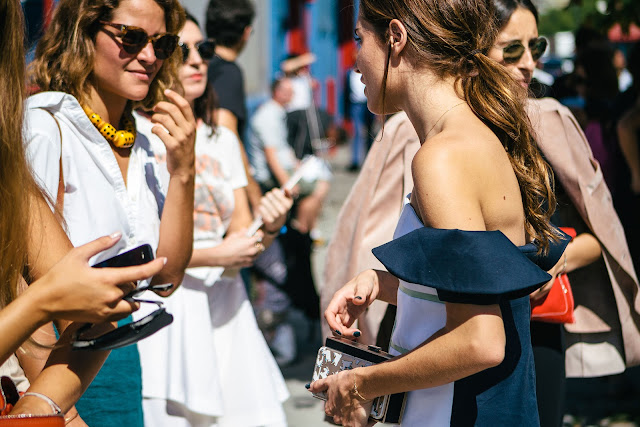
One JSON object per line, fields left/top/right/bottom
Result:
{"left": 93, "top": 244, "right": 154, "bottom": 268}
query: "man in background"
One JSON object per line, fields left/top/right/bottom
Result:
{"left": 206, "top": 0, "right": 262, "bottom": 209}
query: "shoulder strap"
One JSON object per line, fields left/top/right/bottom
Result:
{"left": 40, "top": 109, "right": 64, "bottom": 211}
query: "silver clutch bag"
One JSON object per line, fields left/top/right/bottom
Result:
{"left": 311, "top": 336, "right": 406, "bottom": 424}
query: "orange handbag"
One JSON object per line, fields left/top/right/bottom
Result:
{"left": 530, "top": 227, "right": 576, "bottom": 324}
{"left": 0, "top": 377, "right": 64, "bottom": 426}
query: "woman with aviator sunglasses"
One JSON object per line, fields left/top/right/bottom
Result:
{"left": 133, "top": 13, "right": 292, "bottom": 426}
{"left": 24, "top": 0, "right": 195, "bottom": 425}
{"left": 489, "top": 1, "right": 640, "bottom": 425}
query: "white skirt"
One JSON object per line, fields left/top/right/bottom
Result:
{"left": 136, "top": 274, "right": 289, "bottom": 427}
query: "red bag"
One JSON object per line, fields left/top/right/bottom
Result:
{"left": 0, "top": 377, "right": 64, "bottom": 426}
{"left": 530, "top": 227, "right": 576, "bottom": 324}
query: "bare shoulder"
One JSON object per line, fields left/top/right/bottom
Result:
{"left": 412, "top": 124, "right": 509, "bottom": 192}
{"left": 411, "top": 122, "right": 522, "bottom": 232}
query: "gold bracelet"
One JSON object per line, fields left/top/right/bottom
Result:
{"left": 352, "top": 371, "right": 368, "bottom": 401}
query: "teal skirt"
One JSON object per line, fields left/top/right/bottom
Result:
{"left": 75, "top": 316, "right": 144, "bottom": 427}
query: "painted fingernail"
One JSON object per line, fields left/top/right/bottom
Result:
{"left": 160, "top": 257, "right": 168, "bottom": 265}
{"left": 354, "top": 331, "right": 361, "bottom": 337}
{"left": 305, "top": 383, "right": 311, "bottom": 389}
{"left": 109, "top": 231, "right": 122, "bottom": 240}
{"left": 355, "top": 296, "right": 363, "bottom": 300}
{"left": 334, "top": 329, "right": 342, "bottom": 336}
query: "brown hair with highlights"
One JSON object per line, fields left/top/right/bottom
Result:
{"left": 0, "top": 0, "right": 38, "bottom": 307}
{"left": 29, "top": 0, "right": 185, "bottom": 110}
{"left": 359, "top": 0, "right": 558, "bottom": 251}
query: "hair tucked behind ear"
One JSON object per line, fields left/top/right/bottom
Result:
{"left": 360, "top": 0, "right": 559, "bottom": 251}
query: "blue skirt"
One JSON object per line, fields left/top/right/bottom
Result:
{"left": 75, "top": 316, "right": 144, "bottom": 427}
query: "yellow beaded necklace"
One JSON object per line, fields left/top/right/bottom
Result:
{"left": 82, "top": 105, "right": 136, "bottom": 148}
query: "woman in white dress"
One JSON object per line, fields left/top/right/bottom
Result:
{"left": 24, "top": 0, "right": 195, "bottom": 424}
{"left": 135, "top": 14, "right": 292, "bottom": 427}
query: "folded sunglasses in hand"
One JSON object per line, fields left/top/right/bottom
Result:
{"left": 71, "top": 245, "right": 174, "bottom": 351}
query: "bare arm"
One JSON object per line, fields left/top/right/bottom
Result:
{"left": 531, "top": 232, "right": 602, "bottom": 301}
{"left": 7, "top": 233, "right": 165, "bottom": 414}
{"left": 149, "top": 90, "right": 196, "bottom": 294}
{"left": 312, "top": 133, "right": 512, "bottom": 424}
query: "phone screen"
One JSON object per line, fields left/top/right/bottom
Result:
{"left": 92, "top": 244, "right": 154, "bottom": 268}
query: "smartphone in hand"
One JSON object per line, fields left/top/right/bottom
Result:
{"left": 92, "top": 244, "right": 154, "bottom": 268}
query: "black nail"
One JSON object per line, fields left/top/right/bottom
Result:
{"left": 355, "top": 296, "right": 363, "bottom": 300}
{"left": 305, "top": 383, "right": 310, "bottom": 389}
{"left": 354, "top": 331, "right": 361, "bottom": 337}
{"left": 334, "top": 329, "right": 342, "bottom": 336}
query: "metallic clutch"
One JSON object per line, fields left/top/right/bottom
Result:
{"left": 311, "top": 336, "right": 406, "bottom": 424}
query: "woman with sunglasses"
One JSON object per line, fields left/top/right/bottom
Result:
{"left": 24, "top": 0, "right": 195, "bottom": 424}
{"left": 488, "top": 1, "right": 640, "bottom": 426}
{"left": 132, "top": 13, "right": 292, "bottom": 427}
{"left": 312, "top": 0, "right": 568, "bottom": 425}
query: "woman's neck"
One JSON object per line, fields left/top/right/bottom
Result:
{"left": 86, "top": 86, "right": 128, "bottom": 126}
{"left": 400, "top": 72, "right": 465, "bottom": 143}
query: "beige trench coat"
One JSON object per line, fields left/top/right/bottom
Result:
{"left": 529, "top": 98, "right": 640, "bottom": 377}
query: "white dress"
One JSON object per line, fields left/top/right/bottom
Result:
{"left": 133, "top": 115, "right": 289, "bottom": 427}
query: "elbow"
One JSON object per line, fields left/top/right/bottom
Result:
{"left": 153, "top": 271, "right": 186, "bottom": 297}
{"left": 467, "top": 331, "right": 505, "bottom": 370}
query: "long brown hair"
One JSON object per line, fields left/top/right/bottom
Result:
{"left": 0, "top": 0, "right": 37, "bottom": 307}
{"left": 359, "top": 0, "right": 558, "bottom": 251}
{"left": 29, "top": 0, "right": 185, "bottom": 111}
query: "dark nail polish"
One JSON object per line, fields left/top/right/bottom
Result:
{"left": 305, "top": 383, "right": 310, "bottom": 389}
{"left": 334, "top": 329, "right": 342, "bottom": 336}
{"left": 355, "top": 296, "right": 363, "bottom": 300}
{"left": 354, "top": 331, "right": 361, "bottom": 337}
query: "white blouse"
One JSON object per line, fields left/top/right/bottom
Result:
{"left": 24, "top": 92, "right": 164, "bottom": 264}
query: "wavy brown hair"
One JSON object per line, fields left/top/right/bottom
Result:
{"left": 29, "top": 0, "right": 185, "bottom": 111}
{"left": 359, "top": 0, "right": 558, "bottom": 251}
{"left": 0, "top": 0, "right": 37, "bottom": 307}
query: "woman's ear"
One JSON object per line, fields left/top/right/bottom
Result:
{"left": 388, "top": 19, "right": 407, "bottom": 56}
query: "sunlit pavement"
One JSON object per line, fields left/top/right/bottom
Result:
{"left": 281, "top": 144, "right": 356, "bottom": 427}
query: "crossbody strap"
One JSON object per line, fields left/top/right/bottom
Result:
{"left": 40, "top": 109, "right": 64, "bottom": 211}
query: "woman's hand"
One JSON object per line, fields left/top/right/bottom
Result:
{"left": 150, "top": 89, "right": 196, "bottom": 178}
{"left": 259, "top": 188, "right": 293, "bottom": 234}
{"left": 308, "top": 368, "right": 374, "bottom": 427}
{"left": 207, "top": 230, "right": 265, "bottom": 269}
{"left": 28, "top": 232, "right": 166, "bottom": 324}
{"left": 325, "top": 270, "right": 380, "bottom": 339}
{"left": 531, "top": 251, "right": 565, "bottom": 303}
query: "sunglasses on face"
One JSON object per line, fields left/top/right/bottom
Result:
{"left": 179, "top": 39, "right": 216, "bottom": 63}
{"left": 501, "top": 37, "right": 548, "bottom": 64}
{"left": 100, "top": 21, "right": 179, "bottom": 60}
